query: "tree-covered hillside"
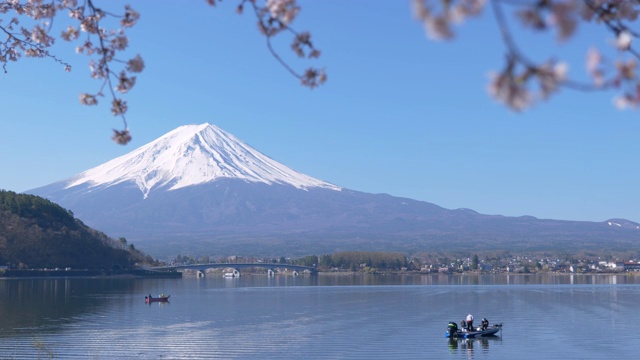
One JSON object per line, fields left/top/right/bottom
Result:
{"left": 0, "top": 190, "right": 152, "bottom": 270}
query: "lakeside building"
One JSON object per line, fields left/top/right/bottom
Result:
{"left": 616, "top": 261, "right": 640, "bottom": 271}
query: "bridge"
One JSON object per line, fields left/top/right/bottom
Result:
{"left": 148, "top": 263, "right": 317, "bottom": 278}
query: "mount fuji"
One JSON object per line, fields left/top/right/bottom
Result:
{"left": 58, "top": 123, "right": 341, "bottom": 198}
{"left": 28, "top": 123, "right": 640, "bottom": 256}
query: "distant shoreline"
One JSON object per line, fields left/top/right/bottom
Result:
{"left": 3, "top": 269, "right": 636, "bottom": 279}
{"left": 316, "top": 271, "right": 638, "bottom": 276}
{"left": 0, "top": 269, "right": 182, "bottom": 279}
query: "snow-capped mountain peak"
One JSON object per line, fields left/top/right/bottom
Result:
{"left": 65, "top": 123, "right": 341, "bottom": 198}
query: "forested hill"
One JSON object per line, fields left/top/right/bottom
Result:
{"left": 0, "top": 190, "right": 152, "bottom": 270}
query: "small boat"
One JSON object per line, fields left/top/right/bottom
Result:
{"left": 445, "top": 321, "right": 503, "bottom": 338}
{"left": 145, "top": 294, "right": 170, "bottom": 303}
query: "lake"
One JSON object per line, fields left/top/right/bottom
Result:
{"left": 1, "top": 273, "right": 639, "bottom": 359}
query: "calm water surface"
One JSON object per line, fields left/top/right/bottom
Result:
{"left": 1, "top": 274, "right": 639, "bottom": 359}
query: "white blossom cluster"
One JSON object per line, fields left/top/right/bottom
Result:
{"left": 1, "top": 0, "right": 142, "bottom": 144}
{"left": 413, "top": 0, "right": 640, "bottom": 111}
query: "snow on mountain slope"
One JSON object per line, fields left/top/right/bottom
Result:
{"left": 64, "top": 123, "right": 341, "bottom": 198}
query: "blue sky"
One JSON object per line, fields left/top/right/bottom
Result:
{"left": 1, "top": 1, "right": 639, "bottom": 223}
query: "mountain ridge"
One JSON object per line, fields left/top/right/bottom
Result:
{"left": 27, "top": 123, "right": 640, "bottom": 257}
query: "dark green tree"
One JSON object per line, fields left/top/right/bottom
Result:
{"left": 297, "top": 255, "right": 318, "bottom": 267}
{"left": 0, "top": 190, "right": 154, "bottom": 270}
{"left": 471, "top": 254, "right": 479, "bottom": 270}
{"left": 319, "top": 254, "right": 334, "bottom": 268}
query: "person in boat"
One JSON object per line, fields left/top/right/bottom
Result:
{"left": 481, "top": 318, "right": 489, "bottom": 330}
{"left": 466, "top": 314, "right": 474, "bottom": 331}
{"left": 448, "top": 321, "right": 458, "bottom": 337}
{"left": 460, "top": 319, "right": 467, "bottom": 331}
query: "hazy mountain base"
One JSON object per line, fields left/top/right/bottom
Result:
{"left": 131, "top": 230, "right": 640, "bottom": 259}
{"left": 30, "top": 179, "right": 640, "bottom": 259}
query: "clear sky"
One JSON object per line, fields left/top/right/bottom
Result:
{"left": 1, "top": 1, "right": 639, "bottom": 223}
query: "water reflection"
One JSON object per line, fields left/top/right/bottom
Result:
{"left": 303, "top": 273, "right": 640, "bottom": 287}
{"left": 1, "top": 275, "right": 640, "bottom": 359}
{"left": 447, "top": 336, "right": 502, "bottom": 357}
{"left": 186, "top": 272, "right": 640, "bottom": 287}
{"left": 0, "top": 278, "right": 151, "bottom": 337}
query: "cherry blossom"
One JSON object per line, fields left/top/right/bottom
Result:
{"left": 586, "top": 48, "right": 606, "bottom": 86}
{"left": 412, "top": 0, "right": 486, "bottom": 40}
{"left": 549, "top": 1, "right": 578, "bottom": 41}
{"left": 265, "top": 0, "right": 299, "bottom": 25}
{"left": 79, "top": 93, "right": 98, "bottom": 106}
{"left": 126, "top": 54, "right": 144, "bottom": 73}
{"left": 111, "top": 129, "right": 132, "bottom": 145}
{"left": 488, "top": 57, "right": 534, "bottom": 111}
{"left": 616, "top": 31, "right": 632, "bottom": 51}
{"left": 415, "top": 0, "right": 640, "bottom": 111}
{"left": 115, "top": 71, "right": 135, "bottom": 93}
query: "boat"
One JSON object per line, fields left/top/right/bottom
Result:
{"left": 445, "top": 321, "right": 503, "bottom": 339}
{"left": 145, "top": 294, "right": 170, "bottom": 303}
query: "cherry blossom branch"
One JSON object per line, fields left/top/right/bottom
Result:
{"left": 2, "top": 0, "right": 324, "bottom": 145}
{"left": 215, "top": 0, "right": 326, "bottom": 88}
{"left": 413, "top": 0, "right": 640, "bottom": 110}
{"left": 86, "top": 0, "right": 126, "bottom": 128}
{"left": 1, "top": 0, "right": 142, "bottom": 144}
{"left": 0, "top": 16, "right": 71, "bottom": 73}
{"left": 492, "top": 0, "right": 601, "bottom": 97}
{"left": 74, "top": 0, "right": 142, "bottom": 144}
